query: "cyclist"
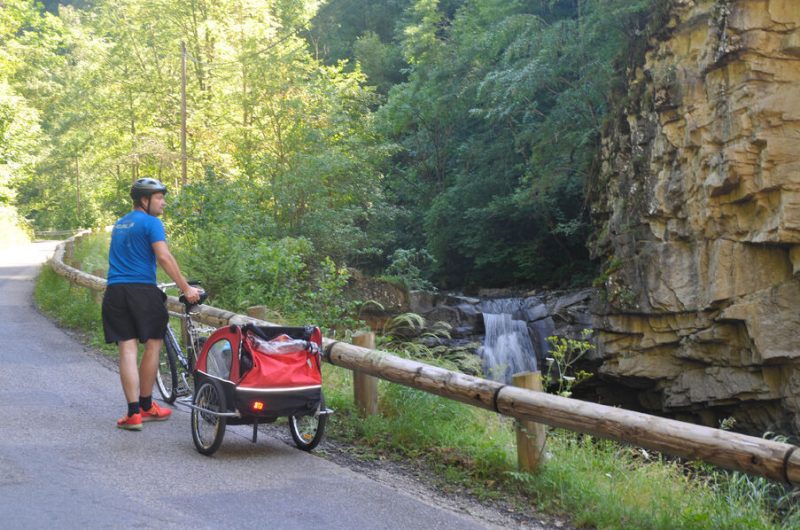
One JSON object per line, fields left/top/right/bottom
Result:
{"left": 102, "top": 177, "right": 201, "bottom": 431}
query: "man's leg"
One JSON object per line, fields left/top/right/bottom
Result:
{"left": 139, "top": 338, "right": 171, "bottom": 420}
{"left": 117, "top": 339, "right": 144, "bottom": 430}
{"left": 118, "top": 339, "right": 140, "bottom": 404}
{"left": 139, "top": 338, "right": 163, "bottom": 395}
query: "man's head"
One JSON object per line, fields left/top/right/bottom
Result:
{"left": 130, "top": 178, "right": 167, "bottom": 216}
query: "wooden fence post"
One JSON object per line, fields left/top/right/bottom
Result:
{"left": 91, "top": 269, "right": 105, "bottom": 304}
{"left": 352, "top": 332, "right": 379, "bottom": 417}
{"left": 513, "top": 371, "right": 547, "bottom": 473}
{"left": 64, "top": 242, "right": 75, "bottom": 267}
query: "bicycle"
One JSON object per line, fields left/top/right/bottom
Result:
{"left": 155, "top": 281, "right": 210, "bottom": 404}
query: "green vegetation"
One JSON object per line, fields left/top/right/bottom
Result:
{"left": 35, "top": 230, "right": 800, "bottom": 529}
{"left": 368, "top": 0, "right": 655, "bottom": 288}
{"left": 68, "top": 230, "right": 110, "bottom": 273}
{"left": 3, "top": 0, "right": 662, "bottom": 290}
{"left": 68, "top": 228, "right": 359, "bottom": 332}
{"left": 34, "top": 265, "right": 116, "bottom": 356}
{"left": 35, "top": 233, "right": 112, "bottom": 356}
{"left": 544, "top": 329, "right": 594, "bottom": 397}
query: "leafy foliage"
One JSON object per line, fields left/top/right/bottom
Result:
{"left": 544, "top": 328, "right": 594, "bottom": 397}
{"left": 383, "top": 247, "right": 436, "bottom": 291}
{"left": 8, "top": 0, "right": 659, "bottom": 293}
{"left": 372, "top": 0, "right": 655, "bottom": 288}
{"left": 307, "top": 0, "right": 410, "bottom": 93}
{"left": 4, "top": 1, "right": 387, "bottom": 263}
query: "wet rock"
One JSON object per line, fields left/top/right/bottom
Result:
{"left": 529, "top": 318, "right": 555, "bottom": 363}
{"left": 424, "top": 306, "right": 461, "bottom": 328}
{"left": 524, "top": 302, "right": 548, "bottom": 322}
{"left": 409, "top": 290, "right": 436, "bottom": 314}
{"left": 454, "top": 303, "right": 482, "bottom": 333}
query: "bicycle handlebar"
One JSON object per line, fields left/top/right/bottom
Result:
{"left": 158, "top": 281, "right": 207, "bottom": 310}
{"left": 158, "top": 280, "right": 202, "bottom": 292}
{"left": 179, "top": 290, "right": 208, "bottom": 309}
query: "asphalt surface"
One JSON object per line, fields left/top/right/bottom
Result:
{"left": 0, "top": 241, "right": 506, "bottom": 529}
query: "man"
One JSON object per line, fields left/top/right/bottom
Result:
{"left": 102, "top": 177, "right": 201, "bottom": 431}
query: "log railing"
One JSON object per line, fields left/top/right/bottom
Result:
{"left": 35, "top": 228, "right": 82, "bottom": 238}
{"left": 49, "top": 232, "right": 800, "bottom": 485}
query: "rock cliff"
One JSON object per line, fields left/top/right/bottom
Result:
{"left": 589, "top": 0, "right": 800, "bottom": 434}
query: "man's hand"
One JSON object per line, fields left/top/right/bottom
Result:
{"left": 183, "top": 285, "right": 202, "bottom": 304}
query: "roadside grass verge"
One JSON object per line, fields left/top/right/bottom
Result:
{"left": 34, "top": 265, "right": 116, "bottom": 357}
{"left": 38, "top": 233, "right": 800, "bottom": 529}
{"left": 34, "top": 231, "right": 114, "bottom": 356}
{"left": 68, "top": 230, "right": 110, "bottom": 274}
{"left": 320, "top": 360, "right": 800, "bottom": 529}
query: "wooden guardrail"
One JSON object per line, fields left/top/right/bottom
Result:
{"left": 49, "top": 232, "right": 800, "bottom": 485}
{"left": 35, "top": 229, "right": 82, "bottom": 238}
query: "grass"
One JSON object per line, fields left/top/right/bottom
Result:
{"left": 36, "top": 232, "right": 800, "bottom": 529}
{"left": 69, "top": 230, "right": 110, "bottom": 274}
{"left": 34, "top": 231, "right": 116, "bottom": 356}
{"left": 35, "top": 265, "right": 117, "bottom": 357}
{"left": 320, "top": 364, "right": 800, "bottom": 529}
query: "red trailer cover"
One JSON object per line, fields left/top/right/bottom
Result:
{"left": 238, "top": 333, "right": 322, "bottom": 389}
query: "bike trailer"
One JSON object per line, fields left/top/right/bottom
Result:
{"left": 194, "top": 323, "right": 323, "bottom": 420}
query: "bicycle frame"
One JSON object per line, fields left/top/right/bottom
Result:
{"left": 157, "top": 282, "right": 212, "bottom": 401}
{"left": 166, "top": 307, "right": 205, "bottom": 374}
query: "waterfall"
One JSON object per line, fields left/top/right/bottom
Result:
{"left": 479, "top": 298, "right": 538, "bottom": 382}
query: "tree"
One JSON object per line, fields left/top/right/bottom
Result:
{"left": 377, "top": 0, "right": 654, "bottom": 287}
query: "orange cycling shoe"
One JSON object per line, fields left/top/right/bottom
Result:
{"left": 141, "top": 402, "right": 172, "bottom": 422}
{"left": 117, "top": 413, "right": 143, "bottom": 431}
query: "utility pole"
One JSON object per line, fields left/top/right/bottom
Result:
{"left": 181, "top": 41, "right": 187, "bottom": 186}
{"left": 75, "top": 157, "right": 80, "bottom": 224}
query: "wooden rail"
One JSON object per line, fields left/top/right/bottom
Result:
{"left": 35, "top": 229, "right": 82, "bottom": 238}
{"left": 49, "top": 232, "right": 800, "bottom": 485}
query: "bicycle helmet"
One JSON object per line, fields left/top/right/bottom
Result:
{"left": 130, "top": 177, "right": 168, "bottom": 201}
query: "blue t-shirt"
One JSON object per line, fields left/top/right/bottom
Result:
{"left": 107, "top": 210, "right": 166, "bottom": 285}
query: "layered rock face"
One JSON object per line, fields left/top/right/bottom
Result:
{"left": 589, "top": 0, "right": 800, "bottom": 434}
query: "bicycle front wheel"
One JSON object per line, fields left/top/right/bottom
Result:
{"left": 156, "top": 327, "right": 179, "bottom": 403}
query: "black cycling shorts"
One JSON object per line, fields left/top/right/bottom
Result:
{"left": 102, "top": 283, "right": 168, "bottom": 344}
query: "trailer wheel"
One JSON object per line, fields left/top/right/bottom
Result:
{"left": 289, "top": 396, "right": 327, "bottom": 451}
{"left": 191, "top": 379, "right": 227, "bottom": 456}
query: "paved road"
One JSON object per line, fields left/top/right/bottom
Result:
{"left": 0, "top": 241, "right": 506, "bottom": 529}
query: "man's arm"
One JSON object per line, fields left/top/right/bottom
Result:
{"left": 152, "top": 241, "right": 201, "bottom": 303}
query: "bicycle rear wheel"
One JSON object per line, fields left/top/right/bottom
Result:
{"left": 156, "top": 327, "right": 180, "bottom": 403}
